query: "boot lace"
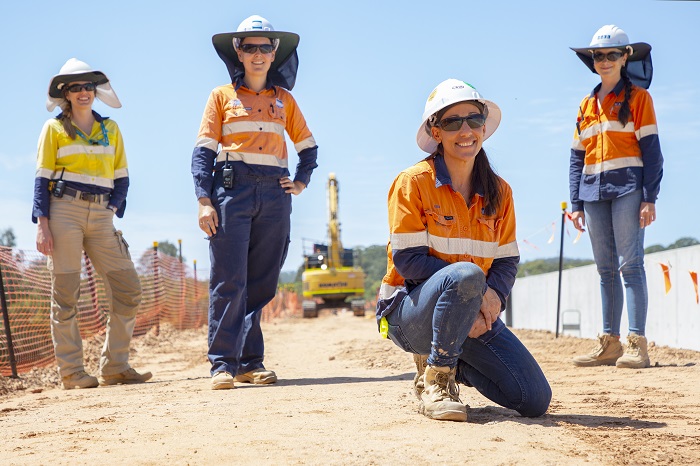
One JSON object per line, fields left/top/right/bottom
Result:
{"left": 433, "top": 371, "right": 461, "bottom": 402}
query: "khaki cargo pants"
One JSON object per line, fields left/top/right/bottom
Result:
{"left": 47, "top": 195, "right": 142, "bottom": 378}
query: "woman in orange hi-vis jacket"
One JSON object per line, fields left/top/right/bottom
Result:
{"left": 191, "top": 15, "right": 318, "bottom": 390}
{"left": 376, "top": 79, "right": 551, "bottom": 422}
{"left": 569, "top": 25, "right": 663, "bottom": 369}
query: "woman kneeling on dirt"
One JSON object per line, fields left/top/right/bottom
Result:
{"left": 376, "top": 79, "right": 551, "bottom": 422}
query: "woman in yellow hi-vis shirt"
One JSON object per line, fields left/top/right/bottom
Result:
{"left": 33, "top": 58, "right": 151, "bottom": 389}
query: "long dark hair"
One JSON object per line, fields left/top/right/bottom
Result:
{"left": 617, "top": 71, "right": 633, "bottom": 127}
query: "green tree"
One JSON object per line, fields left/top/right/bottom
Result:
{"left": 157, "top": 240, "right": 185, "bottom": 262}
{"left": 517, "top": 257, "right": 594, "bottom": 277}
{"left": 0, "top": 227, "right": 16, "bottom": 247}
{"left": 354, "top": 245, "right": 388, "bottom": 301}
{"left": 668, "top": 237, "right": 700, "bottom": 249}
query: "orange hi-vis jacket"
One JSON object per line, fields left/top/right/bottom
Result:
{"left": 376, "top": 155, "right": 520, "bottom": 320}
{"left": 570, "top": 80, "right": 663, "bottom": 212}
{"left": 191, "top": 83, "right": 317, "bottom": 200}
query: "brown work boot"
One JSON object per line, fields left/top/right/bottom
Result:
{"left": 419, "top": 365, "right": 468, "bottom": 422}
{"left": 616, "top": 334, "right": 651, "bottom": 369}
{"left": 62, "top": 370, "right": 99, "bottom": 390}
{"left": 412, "top": 354, "right": 429, "bottom": 400}
{"left": 572, "top": 333, "right": 623, "bottom": 367}
{"left": 99, "top": 367, "right": 152, "bottom": 386}
{"left": 235, "top": 368, "right": 277, "bottom": 384}
{"left": 211, "top": 371, "right": 235, "bottom": 390}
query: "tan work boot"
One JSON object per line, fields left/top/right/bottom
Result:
{"left": 616, "top": 334, "right": 651, "bottom": 369}
{"left": 62, "top": 370, "right": 99, "bottom": 390}
{"left": 419, "top": 365, "right": 467, "bottom": 422}
{"left": 99, "top": 367, "right": 152, "bottom": 386}
{"left": 235, "top": 368, "right": 277, "bottom": 384}
{"left": 413, "top": 354, "right": 429, "bottom": 400}
{"left": 573, "top": 333, "right": 623, "bottom": 367}
{"left": 211, "top": 371, "right": 235, "bottom": 390}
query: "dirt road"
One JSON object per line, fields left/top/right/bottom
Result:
{"left": 1, "top": 312, "right": 699, "bottom": 465}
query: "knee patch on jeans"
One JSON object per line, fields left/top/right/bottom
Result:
{"left": 106, "top": 268, "right": 142, "bottom": 317}
{"left": 51, "top": 272, "right": 82, "bottom": 320}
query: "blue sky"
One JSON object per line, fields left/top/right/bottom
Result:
{"left": 1, "top": 1, "right": 698, "bottom": 276}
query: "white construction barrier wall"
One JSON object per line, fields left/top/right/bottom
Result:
{"left": 509, "top": 245, "right": 700, "bottom": 351}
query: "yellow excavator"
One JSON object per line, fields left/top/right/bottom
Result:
{"left": 301, "top": 173, "right": 366, "bottom": 318}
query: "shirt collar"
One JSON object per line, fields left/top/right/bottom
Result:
{"left": 233, "top": 77, "right": 276, "bottom": 93}
{"left": 431, "top": 153, "right": 485, "bottom": 197}
{"left": 589, "top": 79, "right": 626, "bottom": 99}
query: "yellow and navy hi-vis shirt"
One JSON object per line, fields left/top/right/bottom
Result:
{"left": 191, "top": 83, "right": 318, "bottom": 199}
{"left": 32, "top": 114, "right": 129, "bottom": 221}
{"left": 569, "top": 80, "right": 663, "bottom": 212}
{"left": 376, "top": 154, "right": 520, "bottom": 321}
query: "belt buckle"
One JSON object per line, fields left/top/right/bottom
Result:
{"left": 80, "top": 192, "right": 96, "bottom": 202}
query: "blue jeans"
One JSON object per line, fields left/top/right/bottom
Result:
{"left": 207, "top": 170, "right": 291, "bottom": 376}
{"left": 584, "top": 190, "right": 647, "bottom": 336}
{"left": 386, "top": 263, "right": 551, "bottom": 417}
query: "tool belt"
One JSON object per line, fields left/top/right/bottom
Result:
{"left": 61, "top": 186, "right": 110, "bottom": 203}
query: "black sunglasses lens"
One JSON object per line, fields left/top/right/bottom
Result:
{"left": 466, "top": 114, "right": 486, "bottom": 128}
{"left": 440, "top": 117, "right": 463, "bottom": 131}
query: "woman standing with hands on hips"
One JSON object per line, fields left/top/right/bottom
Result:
{"left": 569, "top": 25, "right": 663, "bottom": 369}
{"left": 376, "top": 79, "right": 551, "bottom": 422}
{"left": 34, "top": 58, "right": 151, "bottom": 389}
{"left": 191, "top": 15, "right": 318, "bottom": 390}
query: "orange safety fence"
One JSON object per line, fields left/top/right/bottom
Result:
{"left": 0, "top": 246, "right": 301, "bottom": 376}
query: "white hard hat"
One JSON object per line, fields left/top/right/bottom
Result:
{"left": 45, "top": 58, "right": 121, "bottom": 112}
{"left": 233, "top": 15, "right": 279, "bottom": 51}
{"left": 416, "top": 79, "right": 501, "bottom": 153}
{"left": 588, "top": 25, "right": 631, "bottom": 49}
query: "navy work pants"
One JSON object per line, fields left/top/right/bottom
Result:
{"left": 208, "top": 171, "right": 291, "bottom": 376}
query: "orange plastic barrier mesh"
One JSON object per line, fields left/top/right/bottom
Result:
{"left": 0, "top": 246, "right": 301, "bottom": 376}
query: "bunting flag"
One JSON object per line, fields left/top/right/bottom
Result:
{"left": 659, "top": 262, "right": 671, "bottom": 295}
{"left": 547, "top": 222, "right": 556, "bottom": 244}
{"left": 522, "top": 239, "right": 540, "bottom": 250}
{"left": 690, "top": 270, "right": 699, "bottom": 304}
{"left": 573, "top": 230, "right": 582, "bottom": 244}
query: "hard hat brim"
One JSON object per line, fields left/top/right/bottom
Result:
{"left": 570, "top": 42, "right": 651, "bottom": 61}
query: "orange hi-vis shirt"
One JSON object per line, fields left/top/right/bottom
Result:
{"left": 377, "top": 155, "right": 520, "bottom": 320}
{"left": 569, "top": 80, "right": 663, "bottom": 211}
{"left": 191, "top": 83, "right": 317, "bottom": 199}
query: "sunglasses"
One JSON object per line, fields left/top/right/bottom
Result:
{"left": 437, "top": 114, "right": 487, "bottom": 132}
{"left": 592, "top": 51, "right": 625, "bottom": 63}
{"left": 65, "top": 83, "right": 97, "bottom": 93}
{"left": 239, "top": 43, "right": 275, "bottom": 54}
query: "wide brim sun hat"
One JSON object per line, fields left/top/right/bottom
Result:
{"left": 212, "top": 14, "right": 300, "bottom": 90}
{"left": 46, "top": 58, "right": 121, "bottom": 112}
{"left": 416, "top": 79, "right": 501, "bottom": 154}
{"left": 570, "top": 24, "right": 653, "bottom": 88}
